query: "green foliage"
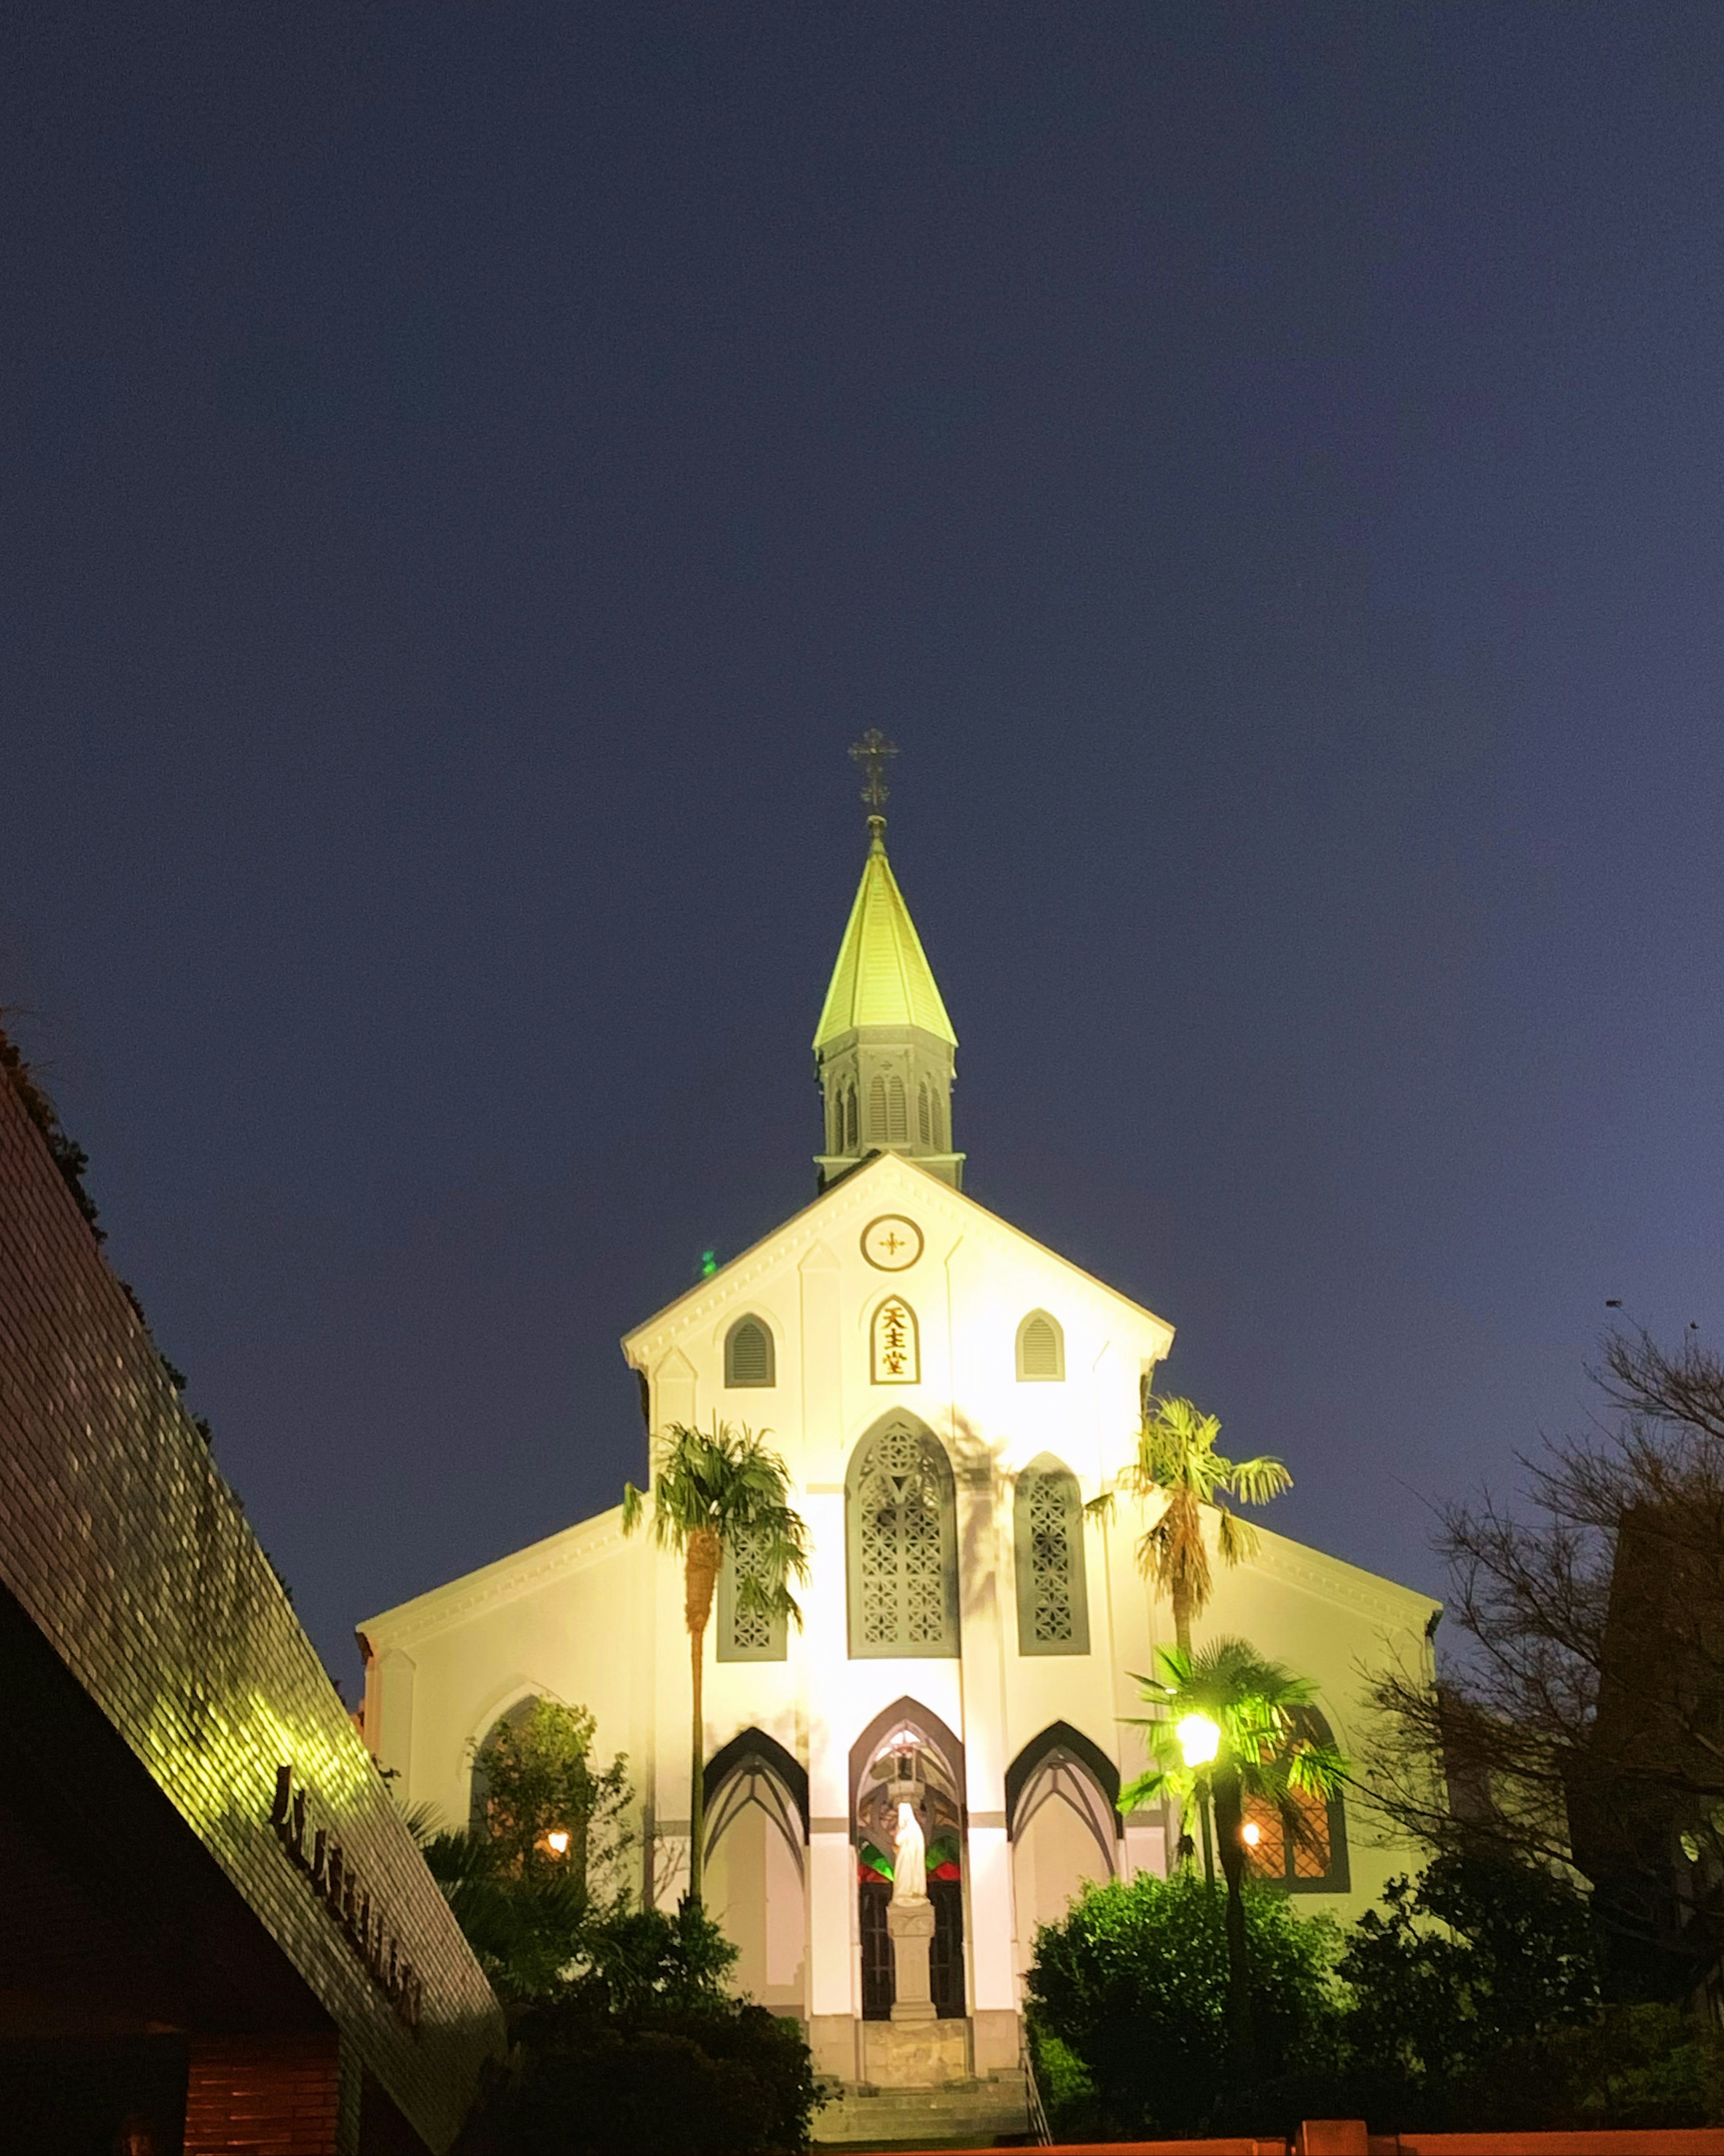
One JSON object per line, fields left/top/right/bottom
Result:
{"left": 1088, "top": 1394, "right": 1290, "bottom": 1642}
{"left": 622, "top": 1417, "right": 811, "bottom": 1633}
{"left": 567, "top": 1901, "right": 741, "bottom": 2018}
{"left": 1122, "top": 1637, "right": 1348, "bottom": 1825}
{"left": 1024, "top": 1868, "right": 1341, "bottom": 2137}
{"left": 461, "top": 2004, "right": 821, "bottom": 2156}
{"left": 419, "top": 1699, "right": 633, "bottom": 2007}
{"left": 455, "top": 1905, "right": 819, "bottom": 2155}
{"left": 1338, "top": 1852, "right": 1601, "bottom": 2091}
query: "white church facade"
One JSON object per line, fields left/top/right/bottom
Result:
{"left": 358, "top": 797, "right": 1438, "bottom": 2123}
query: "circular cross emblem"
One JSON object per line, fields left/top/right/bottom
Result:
{"left": 861, "top": 1214, "right": 924, "bottom": 1271}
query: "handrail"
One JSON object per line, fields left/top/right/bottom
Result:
{"left": 1020, "top": 2026, "right": 1056, "bottom": 2147}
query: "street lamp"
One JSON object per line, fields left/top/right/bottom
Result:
{"left": 1174, "top": 1713, "right": 1221, "bottom": 1886}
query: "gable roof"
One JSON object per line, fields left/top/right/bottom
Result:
{"left": 813, "top": 831, "right": 957, "bottom": 1051}
{"left": 621, "top": 1151, "right": 1174, "bottom": 1367}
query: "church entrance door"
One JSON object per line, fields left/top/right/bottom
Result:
{"left": 859, "top": 1877, "right": 965, "bottom": 2019}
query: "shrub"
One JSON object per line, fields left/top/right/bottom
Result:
{"left": 1025, "top": 1867, "right": 1341, "bottom": 2136}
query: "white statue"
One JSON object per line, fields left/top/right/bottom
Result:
{"left": 890, "top": 1799, "right": 928, "bottom": 1904}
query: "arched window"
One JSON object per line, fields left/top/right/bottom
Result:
{"left": 1014, "top": 1456, "right": 1090, "bottom": 1654}
{"left": 725, "top": 1315, "right": 775, "bottom": 1389}
{"left": 717, "top": 1524, "right": 788, "bottom": 1662}
{"left": 1016, "top": 1310, "right": 1065, "bottom": 1381}
{"left": 469, "top": 1693, "right": 540, "bottom": 1829}
{"left": 917, "top": 1083, "right": 932, "bottom": 1146}
{"left": 871, "top": 1296, "right": 919, "bottom": 1384}
{"left": 844, "top": 1084, "right": 858, "bottom": 1150}
{"left": 1241, "top": 1706, "right": 1350, "bottom": 1893}
{"left": 887, "top": 1076, "right": 908, "bottom": 1142}
{"left": 846, "top": 1418, "right": 959, "bottom": 1658}
{"left": 868, "top": 1075, "right": 887, "bottom": 1140}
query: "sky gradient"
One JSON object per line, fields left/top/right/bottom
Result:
{"left": 6, "top": 4, "right": 1724, "bottom": 1688}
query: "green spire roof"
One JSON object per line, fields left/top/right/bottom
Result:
{"left": 814, "top": 829, "right": 957, "bottom": 1051}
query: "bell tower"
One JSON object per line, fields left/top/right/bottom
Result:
{"left": 814, "top": 734, "right": 963, "bottom": 1191}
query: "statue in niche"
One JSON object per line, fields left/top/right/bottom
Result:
{"left": 891, "top": 1799, "right": 927, "bottom": 1904}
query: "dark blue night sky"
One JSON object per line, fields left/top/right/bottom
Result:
{"left": 6, "top": 4, "right": 1723, "bottom": 1687}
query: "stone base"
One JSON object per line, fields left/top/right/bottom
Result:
{"left": 970, "top": 2005, "right": 1020, "bottom": 2075}
{"left": 860, "top": 2015, "right": 969, "bottom": 2089}
{"left": 812, "top": 2069, "right": 1029, "bottom": 2147}
{"left": 806, "top": 2013, "right": 858, "bottom": 2085}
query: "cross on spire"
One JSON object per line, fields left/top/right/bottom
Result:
{"left": 849, "top": 728, "right": 899, "bottom": 824}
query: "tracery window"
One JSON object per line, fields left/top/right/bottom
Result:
{"left": 1013, "top": 1456, "right": 1090, "bottom": 1655}
{"left": 1016, "top": 1310, "right": 1064, "bottom": 1381}
{"left": 871, "top": 1296, "right": 919, "bottom": 1384}
{"left": 725, "top": 1315, "right": 775, "bottom": 1389}
{"left": 717, "top": 1524, "right": 788, "bottom": 1662}
{"left": 1241, "top": 1706, "right": 1350, "bottom": 1893}
{"left": 846, "top": 1419, "right": 959, "bottom": 1658}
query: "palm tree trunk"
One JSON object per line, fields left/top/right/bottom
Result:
{"left": 684, "top": 1527, "right": 722, "bottom": 1906}
{"left": 1211, "top": 1768, "right": 1253, "bottom": 2068}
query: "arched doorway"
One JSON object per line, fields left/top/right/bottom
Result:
{"left": 703, "top": 1732, "right": 808, "bottom": 2013}
{"left": 850, "top": 1703, "right": 966, "bottom": 2019}
{"left": 1006, "top": 1724, "right": 1120, "bottom": 1978}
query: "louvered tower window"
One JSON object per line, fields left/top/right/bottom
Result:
{"left": 1016, "top": 1310, "right": 1065, "bottom": 1382}
{"left": 917, "top": 1083, "right": 932, "bottom": 1146}
{"left": 844, "top": 1084, "right": 858, "bottom": 1149}
{"left": 725, "top": 1315, "right": 775, "bottom": 1389}
{"left": 846, "top": 1418, "right": 959, "bottom": 1658}
{"left": 1013, "top": 1457, "right": 1089, "bottom": 1653}
{"left": 887, "top": 1076, "right": 908, "bottom": 1142}
{"left": 868, "top": 1076, "right": 887, "bottom": 1140}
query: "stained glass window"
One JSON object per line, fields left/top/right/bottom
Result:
{"left": 846, "top": 1418, "right": 959, "bottom": 1658}
{"left": 1013, "top": 1457, "right": 1090, "bottom": 1655}
{"left": 1240, "top": 1707, "right": 1350, "bottom": 1892}
{"left": 717, "top": 1523, "right": 788, "bottom": 1662}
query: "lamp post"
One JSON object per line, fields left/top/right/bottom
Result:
{"left": 1176, "top": 1712, "right": 1221, "bottom": 1887}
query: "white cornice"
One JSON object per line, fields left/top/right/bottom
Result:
{"left": 622, "top": 1153, "right": 1175, "bottom": 1368}
{"left": 359, "top": 1506, "right": 626, "bottom": 1651}
{"left": 1241, "top": 1524, "right": 1441, "bottom": 1629}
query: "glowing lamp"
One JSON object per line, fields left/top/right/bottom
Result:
{"left": 546, "top": 1830, "right": 571, "bottom": 1856}
{"left": 1241, "top": 1821, "right": 1261, "bottom": 1847}
{"left": 1176, "top": 1713, "right": 1221, "bottom": 1768}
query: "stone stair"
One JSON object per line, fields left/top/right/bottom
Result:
{"left": 812, "top": 2068, "right": 1031, "bottom": 2148}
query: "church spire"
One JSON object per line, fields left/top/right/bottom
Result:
{"left": 814, "top": 735, "right": 963, "bottom": 1191}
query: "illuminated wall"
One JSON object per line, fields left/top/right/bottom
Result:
{"left": 0, "top": 1065, "right": 503, "bottom": 2153}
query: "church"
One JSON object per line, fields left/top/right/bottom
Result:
{"left": 358, "top": 762, "right": 1438, "bottom": 2138}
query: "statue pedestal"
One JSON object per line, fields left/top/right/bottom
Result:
{"left": 886, "top": 1896, "right": 937, "bottom": 2024}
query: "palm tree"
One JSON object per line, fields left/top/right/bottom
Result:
{"left": 1122, "top": 1638, "right": 1348, "bottom": 2064}
{"left": 622, "top": 1418, "right": 810, "bottom": 1907}
{"left": 1089, "top": 1395, "right": 1291, "bottom": 1655}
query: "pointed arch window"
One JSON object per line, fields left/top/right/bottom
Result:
{"left": 846, "top": 1419, "right": 959, "bottom": 1657}
{"left": 887, "top": 1076, "right": 908, "bottom": 1142}
{"left": 917, "top": 1083, "right": 932, "bottom": 1147}
{"left": 1241, "top": 1706, "right": 1350, "bottom": 1893}
{"left": 868, "top": 1075, "right": 887, "bottom": 1140}
{"left": 871, "top": 1296, "right": 919, "bottom": 1384}
{"left": 1014, "top": 1457, "right": 1089, "bottom": 1654}
{"left": 717, "top": 1526, "right": 789, "bottom": 1661}
{"left": 725, "top": 1315, "right": 775, "bottom": 1389}
{"left": 844, "top": 1084, "right": 858, "bottom": 1150}
{"left": 1016, "top": 1310, "right": 1064, "bottom": 1382}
